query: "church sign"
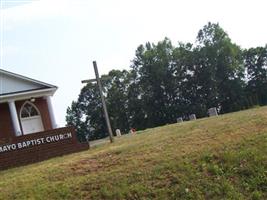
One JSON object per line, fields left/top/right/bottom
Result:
{"left": 0, "top": 132, "right": 73, "bottom": 153}
{"left": 0, "top": 127, "right": 88, "bottom": 170}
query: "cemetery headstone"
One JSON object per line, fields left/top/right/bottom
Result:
{"left": 177, "top": 117, "right": 183, "bottom": 123}
{"left": 115, "top": 129, "right": 121, "bottom": 137}
{"left": 208, "top": 107, "right": 218, "bottom": 117}
{"left": 189, "top": 114, "right": 196, "bottom": 120}
{"left": 85, "top": 134, "right": 91, "bottom": 149}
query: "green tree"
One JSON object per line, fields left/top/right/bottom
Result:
{"left": 104, "top": 70, "right": 130, "bottom": 133}
{"left": 66, "top": 101, "right": 87, "bottom": 142}
{"left": 130, "top": 38, "right": 176, "bottom": 127}
{"left": 66, "top": 82, "right": 107, "bottom": 141}
{"left": 127, "top": 68, "right": 148, "bottom": 130}
{"left": 195, "top": 22, "right": 245, "bottom": 113}
{"left": 172, "top": 42, "right": 204, "bottom": 117}
{"left": 244, "top": 46, "right": 267, "bottom": 105}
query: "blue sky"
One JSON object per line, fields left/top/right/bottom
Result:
{"left": 1, "top": 0, "right": 267, "bottom": 126}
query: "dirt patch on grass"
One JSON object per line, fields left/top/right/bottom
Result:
{"left": 67, "top": 152, "right": 126, "bottom": 175}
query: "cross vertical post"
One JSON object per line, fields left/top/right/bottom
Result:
{"left": 82, "top": 61, "right": 114, "bottom": 143}
{"left": 93, "top": 61, "right": 114, "bottom": 143}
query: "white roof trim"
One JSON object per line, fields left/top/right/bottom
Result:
{"left": 0, "top": 69, "right": 57, "bottom": 89}
{"left": 0, "top": 88, "right": 57, "bottom": 103}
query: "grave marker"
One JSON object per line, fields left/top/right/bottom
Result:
{"left": 115, "top": 129, "right": 121, "bottom": 137}
{"left": 177, "top": 117, "right": 183, "bottom": 123}
{"left": 189, "top": 114, "right": 196, "bottom": 120}
{"left": 208, "top": 107, "right": 218, "bottom": 117}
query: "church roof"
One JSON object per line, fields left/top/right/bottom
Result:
{"left": 0, "top": 69, "right": 57, "bottom": 103}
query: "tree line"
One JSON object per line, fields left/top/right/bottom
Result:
{"left": 66, "top": 22, "right": 267, "bottom": 141}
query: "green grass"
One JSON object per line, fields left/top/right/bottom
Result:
{"left": 0, "top": 107, "right": 267, "bottom": 199}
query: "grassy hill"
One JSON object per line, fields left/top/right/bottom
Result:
{"left": 0, "top": 107, "right": 266, "bottom": 200}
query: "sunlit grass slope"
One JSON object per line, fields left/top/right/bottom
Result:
{"left": 0, "top": 107, "right": 266, "bottom": 199}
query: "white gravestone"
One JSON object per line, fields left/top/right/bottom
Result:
{"left": 208, "top": 107, "right": 218, "bottom": 117}
{"left": 189, "top": 114, "right": 196, "bottom": 120}
{"left": 177, "top": 117, "right": 183, "bottom": 123}
{"left": 115, "top": 129, "right": 121, "bottom": 137}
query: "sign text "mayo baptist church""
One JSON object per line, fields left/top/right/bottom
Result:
{"left": 0, "top": 132, "right": 73, "bottom": 153}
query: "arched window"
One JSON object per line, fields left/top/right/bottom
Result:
{"left": 21, "top": 102, "right": 39, "bottom": 118}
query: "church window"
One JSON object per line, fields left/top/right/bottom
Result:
{"left": 21, "top": 102, "right": 39, "bottom": 118}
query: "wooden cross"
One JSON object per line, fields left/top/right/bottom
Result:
{"left": 82, "top": 61, "right": 114, "bottom": 143}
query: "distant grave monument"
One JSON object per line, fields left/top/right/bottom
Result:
{"left": 189, "top": 114, "right": 196, "bottom": 120}
{"left": 115, "top": 129, "right": 121, "bottom": 137}
{"left": 208, "top": 107, "right": 218, "bottom": 117}
{"left": 177, "top": 117, "right": 183, "bottom": 123}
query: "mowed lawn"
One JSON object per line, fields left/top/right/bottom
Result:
{"left": 0, "top": 107, "right": 266, "bottom": 200}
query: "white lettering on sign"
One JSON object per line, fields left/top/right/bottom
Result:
{"left": 0, "top": 144, "right": 16, "bottom": 153}
{"left": 46, "top": 132, "right": 72, "bottom": 143}
{"left": 0, "top": 132, "right": 73, "bottom": 154}
{"left": 17, "top": 138, "right": 46, "bottom": 149}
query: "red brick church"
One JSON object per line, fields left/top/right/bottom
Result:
{"left": 0, "top": 69, "right": 88, "bottom": 170}
{"left": 0, "top": 69, "right": 58, "bottom": 137}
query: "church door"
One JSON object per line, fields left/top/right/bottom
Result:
{"left": 20, "top": 102, "right": 44, "bottom": 135}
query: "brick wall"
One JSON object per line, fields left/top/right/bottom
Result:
{"left": 0, "top": 126, "right": 89, "bottom": 170}
{"left": 0, "top": 103, "right": 14, "bottom": 139}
